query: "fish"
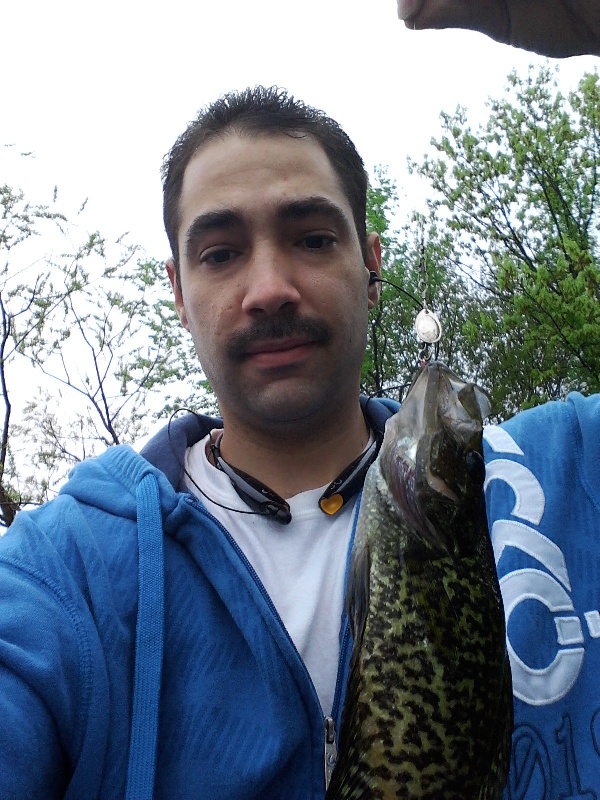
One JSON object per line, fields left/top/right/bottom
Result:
{"left": 326, "top": 361, "right": 512, "bottom": 799}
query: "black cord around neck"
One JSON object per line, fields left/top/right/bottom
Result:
{"left": 166, "top": 410, "right": 381, "bottom": 525}
{"left": 167, "top": 410, "right": 269, "bottom": 519}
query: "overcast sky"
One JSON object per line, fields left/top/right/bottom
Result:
{"left": 3, "top": 0, "right": 598, "bottom": 262}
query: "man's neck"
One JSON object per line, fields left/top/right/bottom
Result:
{"left": 213, "top": 402, "right": 370, "bottom": 499}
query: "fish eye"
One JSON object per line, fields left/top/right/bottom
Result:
{"left": 465, "top": 450, "right": 485, "bottom": 486}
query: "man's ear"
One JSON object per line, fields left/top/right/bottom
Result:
{"left": 166, "top": 258, "right": 189, "bottom": 330}
{"left": 365, "top": 233, "right": 382, "bottom": 309}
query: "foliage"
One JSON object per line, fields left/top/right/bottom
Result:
{"left": 0, "top": 181, "right": 71, "bottom": 525}
{"left": 361, "top": 169, "right": 477, "bottom": 402}
{"left": 0, "top": 174, "right": 207, "bottom": 526}
{"left": 412, "top": 65, "right": 600, "bottom": 417}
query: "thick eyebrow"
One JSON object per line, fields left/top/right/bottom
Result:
{"left": 183, "top": 196, "right": 353, "bottom": 260}
{"left": 184, "top": 210, "right": 243, "bottom": 260}
{"left": 277, "top": 196, "right": 352, "bottom": 235}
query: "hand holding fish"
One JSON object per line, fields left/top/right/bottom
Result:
{"left": 395, "top": 0, "right": 600, "bottom": 57}
{"left": 327, "top": 362, "right": 512, "bottom": 799}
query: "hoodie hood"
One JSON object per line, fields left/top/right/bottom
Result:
{"left": 57, "top": 397, "right": 399, "bottom": 526}
{"left": 57, "top": 445, "right": 178, "bottom": 522}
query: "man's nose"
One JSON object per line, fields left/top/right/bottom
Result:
{"left": 241, "top": 245, "right": 302, "bottom": 315}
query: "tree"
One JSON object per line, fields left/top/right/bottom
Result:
{"left": 0, "top": 174, "right": 206, "bottom": 527}
{"left": 7, "top": 64, "right": 599, "bottom": 521}
{"left": 413, "top": 65, "right": 600, "bottom": 417}
{"left": 0, "top": 180, "right": 74, "bottom": 525}
{"left": 361, "top": 168, "right": 478, "bottom": 402}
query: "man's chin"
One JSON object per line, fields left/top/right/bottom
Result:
{"left": 233, "top": 381, "right": 335, "bottom": 432}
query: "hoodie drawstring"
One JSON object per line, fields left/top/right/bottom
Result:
{"left": 126, "top": 473, "right": 165, "bottom": 800}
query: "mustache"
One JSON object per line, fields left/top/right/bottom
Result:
{"left": 227, "top": 313, "right": 333, "bottom": 361}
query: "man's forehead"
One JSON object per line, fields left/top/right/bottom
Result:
{"left": 181, "top": 131, "right": 342, "bottom": 192}
{"left": 178, "top": 131, "right": 352, "bottom": 228}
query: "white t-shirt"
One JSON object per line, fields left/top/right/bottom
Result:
{"left": 183, "top": 433, "right": 359, "bottom": 715}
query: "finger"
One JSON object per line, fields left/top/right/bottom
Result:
{"left": 396, "top": 0, "right": 423, "bottom": 20}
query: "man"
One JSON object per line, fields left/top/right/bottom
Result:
{"left": 0, "top": 6, "right": 598, "bottom": 800}
{"left": 0, "top": 86, "right": 390, "bottom": 800}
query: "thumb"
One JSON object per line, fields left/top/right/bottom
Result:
{"left": 396, "top": 0, "right": 422, "bottom": 20}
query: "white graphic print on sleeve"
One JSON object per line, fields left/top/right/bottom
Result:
{"left": 484, "top": 423, "right": 600, "bottom": 800}
{"left": 483, "top": 428, "right": 584, "bottom": 707}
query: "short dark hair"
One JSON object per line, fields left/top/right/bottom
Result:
{"left": 161, "top": 86, "right": 369, "bottom": 274}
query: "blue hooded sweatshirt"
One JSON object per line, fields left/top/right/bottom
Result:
{"left": 0, "top": 397, "right": 396, "bottom": 800}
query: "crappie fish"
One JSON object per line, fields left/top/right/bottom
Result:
{"left": 326, "top": 361, "right": 512, "bottom": 799}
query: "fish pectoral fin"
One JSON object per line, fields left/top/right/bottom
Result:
{"left": 346, "top": 542, "right": 371, "bottom": 665}
{"left": 426, "top": 469, "right": 459, "bottom": 503}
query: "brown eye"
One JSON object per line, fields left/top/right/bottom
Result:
{"left": 303, "top": 235, "right": 334, "bottom": 250}
{"left": 202, "top": 248, "right": 236, "bottom": 266}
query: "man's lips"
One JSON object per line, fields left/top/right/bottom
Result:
{"left": 244, "top": 337, "right": 317, "bottom": 356}
{"left": 226, "top": 314, "right": 333, "bottom": 362}
{"left": 243, "top": 338, "right": 319, "bottom": 367}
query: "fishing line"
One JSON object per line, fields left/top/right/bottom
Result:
{"left": 365, "top": 269, "right": 442, "bottom": 403}
{"left": 368, "top": 273, "right": 423, "bottom": 310}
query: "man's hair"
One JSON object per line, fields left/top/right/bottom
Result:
{"left": 161, "top": 86, "right": 369, "bottom": 274}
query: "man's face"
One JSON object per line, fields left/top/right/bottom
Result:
{"left": 168, "top": 131, "right": 381, "bottom": 435}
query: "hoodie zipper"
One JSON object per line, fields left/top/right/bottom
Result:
{"left": 324, "top": 715, "right": 338, "bottom": 790}
{"left": 323, "top": 491, "right": 362, "bottom": 790}
{"left": 187, "top": 495, "right": 353, "bottom": 792}
{"left": 325, "top": 614, "right": 351, "bottom": 789}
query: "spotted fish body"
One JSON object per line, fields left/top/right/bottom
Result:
{"left": 326, "top": 361, "right": 512, "bottom": 799}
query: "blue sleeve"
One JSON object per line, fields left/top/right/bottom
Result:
{"left": 0, "top": 664, "right": 68, "bottom": 797}
{"left": 0, "top": 513, "right": 107, "bottom": 798}
{"left": 484, "top": 393, "right": 600, "bottom": 799}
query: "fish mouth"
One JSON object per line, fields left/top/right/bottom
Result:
{"left": 379, "top": 361, "right": 489, "bottom": 555}
{"left": 424, "top": 469, "right": 460, "bottom": 503}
